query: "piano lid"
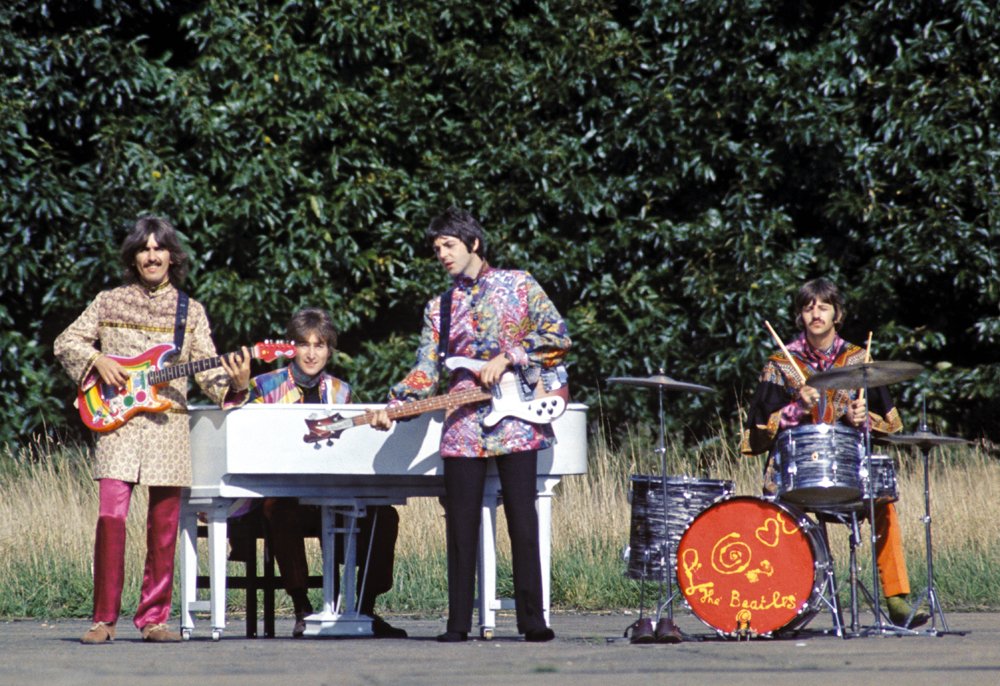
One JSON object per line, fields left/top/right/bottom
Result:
{"left": 190, "top": 404, "right": 588, "bottom": 493}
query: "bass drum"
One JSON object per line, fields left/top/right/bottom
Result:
{"left": 676, "top": 496, "right": 830, "bottom": 638}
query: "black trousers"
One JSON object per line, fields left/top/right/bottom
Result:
{"left": 443, "top": 450, "right": 547, "bottom": 634}
{"left": 254, "top": 501, "right": 398, "bottom": 615}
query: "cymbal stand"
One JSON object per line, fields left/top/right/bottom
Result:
{"left": 653, "top": 379, "right": 678, "bottom": 624}
{"left": 909, "top": 408, "right": 955, "bottom": 635}
{"left": 856, "top": 370, "right": 914, "bottom": 636}
{"left": 844, "top": 509, "right": 882, "bottom": 633}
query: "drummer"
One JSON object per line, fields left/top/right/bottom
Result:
{"left": 741, "top": 277, "right": 929, "bottom": 629}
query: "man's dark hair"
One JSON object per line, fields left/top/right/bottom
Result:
{"left": 120, "top": 216, "right": 189, "bottom": 287}
{"left": 793, "top": 277, "right": 846, "bottom": 330}
{"left": 425, "top": 206, "right": 488, "bottom": 260}
{"left": 286, "top": 308, "right": 338, "bottom": 350}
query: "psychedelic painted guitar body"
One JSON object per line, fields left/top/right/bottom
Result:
{"left": 77, "top": 341, "right": 295, "bottom": 432}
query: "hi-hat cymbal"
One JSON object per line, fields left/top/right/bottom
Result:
{"left": 806, "top": 361, "right": 924, "bottom": 390}
{"left": 878, "top": 429, "right": 969, "bottom": 450}
{"left": 606, "top": 375, "right": 714, "bottom": 393}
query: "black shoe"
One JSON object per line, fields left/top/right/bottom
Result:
{"left": 371, "top": 615, "right": 408, "bottom": 638}
{"left": 525, "top": 627, "right": 555, "bottom": 642}
{"left": 436, "top": 630, "right": 468, "bottom": 643}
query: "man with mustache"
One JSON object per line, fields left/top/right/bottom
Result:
{"left": 55, "top": 216, "right": 251, "bottom": 643}
{"left": 743, "top": 277, "right": 929, "bottom": 629}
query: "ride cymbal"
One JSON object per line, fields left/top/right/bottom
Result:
{"left": 606, "top": 375, "right": 714, "bottom": 393}
{"left": 879, "top": 430, "right": 969, "bottom": 450}
{"left": 806, "top": 361, "right": 924, "bottom": 390}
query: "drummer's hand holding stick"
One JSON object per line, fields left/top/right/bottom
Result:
{"left": 763, "top": 320, "right": 820, "bottom": 414}
{"left": 847, "top": 331, "right": 874, "bottom": 428}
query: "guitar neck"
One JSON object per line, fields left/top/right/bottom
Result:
{"left": 147, "top": 354, "right": 226, "bottom": 385}
{"left": 349, "top": 387, "right": 493, "bottom": 429}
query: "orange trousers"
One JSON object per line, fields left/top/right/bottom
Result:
{"left": 873, "top": 501, "right": 909, "bottom": 597}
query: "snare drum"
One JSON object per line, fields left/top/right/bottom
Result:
{"left": 626, "top": 475, "right": 735, "bottom": 582}
{"left": 860, "top": 454, "right": 899, "bottom": 504}
{"left": 773, "top": 424, "right": 864, "bottom": 507}
{"left": 676, "top": 496, "right": 830, "bottom": 637}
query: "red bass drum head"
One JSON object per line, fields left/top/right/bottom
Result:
{"left": 676, "top": 496, "right": 823, "bottom": 637}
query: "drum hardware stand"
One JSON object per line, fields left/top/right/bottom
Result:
{"left": 606, "top": 369, "right": 714, "bottom": 643}
{"left": 911, "top": 436, "right": 949, "bottom": 635}
{"left": 819, "top": 508, "right": 896, "bottom": 637}
{"left": 855, "top": 374, "right": 915, "bottom": 637}
{"left": 897, "top": 401, "right": 967, "bottom": 637}
{"left": 809, "top": 515, "right": 846, "bottom": 638}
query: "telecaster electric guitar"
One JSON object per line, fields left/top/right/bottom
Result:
{"left": 303, "top": 356, "right": 569, "bottom": 445}
{"left": 77, "top": 341, "right": 296, "bottom": 432}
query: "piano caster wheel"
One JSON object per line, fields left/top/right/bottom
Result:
{"left": 211, "top": 629, "right": 222, "bottom": 641}
{"left": 480, "top": 628, "right": 494, "bottom": 640}
{"left": 181, "top": 629, "right": 192, "bottom": 641}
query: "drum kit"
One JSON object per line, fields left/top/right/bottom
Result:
{"left": 608, "top": 360, "right": 967, "bottom": 642}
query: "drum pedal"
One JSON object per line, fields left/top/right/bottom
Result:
{"left": 735, "top": 619, "right": 753, "bottom": 641}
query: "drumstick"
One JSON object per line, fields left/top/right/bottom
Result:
{"left": 764, "top": 320, "right": 807, "bottom": 385}
{"left": 858, "top": 331, "right": 873, "bottom": 403}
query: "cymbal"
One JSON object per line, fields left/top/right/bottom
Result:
{"left": 878, "top": 429, "right": 969, "bottom": 450}
{"left": 806, "top": 361, "right": 924, "bottom": 390}
{"left": 606, "top": 375, "right": 714, "bottom": 393}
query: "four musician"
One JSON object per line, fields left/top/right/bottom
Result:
{"left": 742, "top": 278, "right": 929, "bottom": 629}
{"left": 59, "top": 215, "right": 932, "bottom": 642}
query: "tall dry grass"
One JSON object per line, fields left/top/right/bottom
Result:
{"left": 2, "top": 428, "right": 998, "bottom": 618}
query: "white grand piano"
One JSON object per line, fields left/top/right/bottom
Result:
{"left": 179, "top": 403, "right": 588, "bottom": 640}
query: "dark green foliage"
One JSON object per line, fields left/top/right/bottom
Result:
{"left": 2, "top": 0, "right": 997, "bottom": 450}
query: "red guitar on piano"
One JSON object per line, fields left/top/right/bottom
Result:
{"left": 77, "top": 341, "right": 296, "bottom": 432}
{"left": 303, "top": 356, "right": 569, "bottom": 444}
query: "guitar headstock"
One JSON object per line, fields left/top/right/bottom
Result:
{"left": 252, "top": 340, "right": 297, "bottom": 362}
{"left": 303, "top": 413, "right": 345, "bottom": 446}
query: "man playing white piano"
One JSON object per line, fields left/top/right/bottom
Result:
{"left": 239, "top": 307, "right": 406, "bottom": 638}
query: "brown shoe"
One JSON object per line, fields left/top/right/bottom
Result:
{"left": 626, "top": 618, "right": 655, "bottom": 644}
{"left": 654, "top": 618, "right": 684, "bottom": 644}
{"left": 81, "top": 621, "right": 116, "bottom": 644}
{"left": 141, "top": 623, "right": 182, "bottom": 642}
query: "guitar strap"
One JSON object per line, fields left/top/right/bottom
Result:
{"left": 437, "top": 288, "right": 453, "bottom": 376}
{"left": 172, "top": 291, "right": 190, "bottom": 359}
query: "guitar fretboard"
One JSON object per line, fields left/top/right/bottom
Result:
{"left": 347, "top": 387, "right": 493, "bottom": 429}
{"left": 148, "top": 355, "right": 225, "bottom": 385}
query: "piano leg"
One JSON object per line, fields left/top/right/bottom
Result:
{"left": 537, "top": 476, "right": 560, "bottom": 627}
{"left": 302, "top": 502, "right": 374, "bottom": 637}
{"left": 206, "top": 501, "right": 230, "bottom": 641}
{"left": 178, "top": 495, "right": 199, "bottom": 640}
{"left": 477, "top": 476, "right": 500, "bottom": 639}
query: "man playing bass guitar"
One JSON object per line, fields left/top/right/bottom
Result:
{"left": 370, "top": 207, "right": 570, "bottom": 643}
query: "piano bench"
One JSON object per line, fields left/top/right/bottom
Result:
{"left": 194, "top": 517, "right": 323, "bottom": 638}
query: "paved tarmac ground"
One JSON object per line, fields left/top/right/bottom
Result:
{"left": 2, "top": 610, "right": 997, "bottom": 686}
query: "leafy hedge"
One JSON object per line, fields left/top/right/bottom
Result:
{"left": 2, "top": 0, "right": 997, "bottom": 451}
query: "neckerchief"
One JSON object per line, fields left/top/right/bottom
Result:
{"left": 786, "top": 332, "right": 845, "bottom": 373}
{"left": 290, "top": 361, "right": 322, "bottom": 389}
